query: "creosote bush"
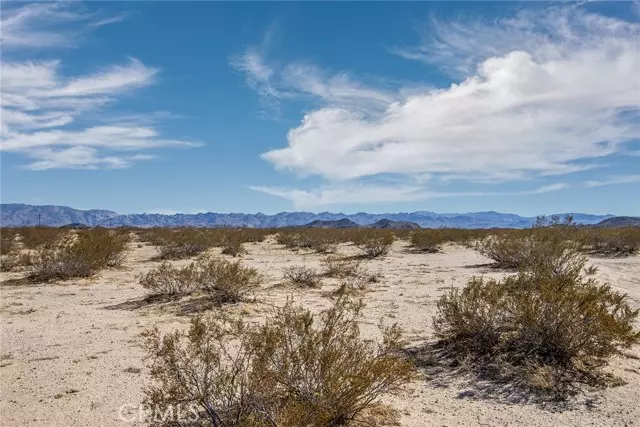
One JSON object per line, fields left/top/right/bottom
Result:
{"left": 1, "top": 229, "right": 18, "bottom": 256}
{"left": 143, "top": 298, "right": 414, "bottom": 427}
{"left": 197, "top": 256, "right": 261, "bottom": 303}
{"left": 578, "top": 227, "right": 640, "bottom": 256}
{"left": 155, "top": 228, "right": 217, "bottom": 260}
{"left": 433, "top": 259, "right": 640, "bottom": 393}
{"left": 322, "top": 256, "right": 363, "bottom": 279}
{"left": 358, "top": 232, "right": 394, "bottom": 258}
{"left": 409, "top": 230, "right": 447, "bottom": 253}
{"left": 28, "top": 229, "right": 130, "bottom": 282}
{"left": 283, "top": 265, "right": 322, "bottom": 288}
{"left": 1, "top": 229, "right": 21, "bottom": 271}
{"left": 139, "top": 262, "right": 199, "bottom": 296}
{"left": 17, "top": 226, "right": 67, "bottom": 249}
{"left": 477, "top": 232, "right": 585, "bottom": 276}
{"left": 276, "top": 231, "right": 338, "bottom": 253}
{"left": 142, "top": 228, "right": 272, "bottom": 260}
{"left": 141, "top": 256, "right": 261, "bottom": 303}
{"left": 220, "top": 232, "right": 247, "bottom": 257}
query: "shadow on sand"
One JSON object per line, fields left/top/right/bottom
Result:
{"left": 105, "top": 294, "right": 226, "bottom": 317}
{"left": 403, "top": 341, "right": 604, "bottom": 412}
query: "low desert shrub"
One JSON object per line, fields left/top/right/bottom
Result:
{"left": 276, "top": 231, "right": 338, "bottom": 253}
{"left": 333, "top": 274, "right": 371, "bottom": 296}
{"left": 143, "top": 298, "right": 414, "bottom": 427}
{"left": 477, "top": 232, "right": 587, "bottom": 277}
{"left": 433, "top": 261, "right": 640, "bottom": 393}
{"left": 28, "top": 229, "right": 130, "bottom": 281}
{"left": 276, "top": 231, "right": 301, "bottom": 248}
{"left": 283, "top": 265, "right": 322, "bottom": 288}
{"left": 139, "top": 262, "right": 199, "bottom": 296}
{"left": 155, "top": 228, "right": 217, "bottom": 260}
{"left": 197, "top": 256, "right": 261, "bottom": 303}
{"left": 409, "top": 230, "right": 447, "bottom": 253}
{"left": 578, "top": 228, "right": 640, "bottom": 256}
{"left": 141, "top": 256, "right": 261, "bottom": 303}
{"left": 0, "top": 229, "right": 20, "bottom": 271}
{"left": 1, "top": 229, "right": 18, "bottom": 255}
{"left": 0, "top": 251, "right": 32, "bottom": 272}
{"left": 220, "top": 232, "right": 247, "bottom": 257}
{"left": 17, "top": 227, "right": 66, "bottom": 249}
{"left": 76, "top": 228, "right": 131, "bottom": 268}
{"left": 358, "top": 232, "right": 394, "bottom": 258}
{"left": 322, "top": 256, "right": 363, "bottom": 279}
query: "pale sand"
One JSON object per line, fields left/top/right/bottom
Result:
{"left": 1, "top": 238, "right": 639, "bottom": 427}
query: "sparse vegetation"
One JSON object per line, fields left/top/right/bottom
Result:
{"left": 358, "top": 232, "right": 394, "bottom": 258}
{"left": 197, "top": 256, "right": 261, "bottom": 303}
{"left": 220, "top": 231, "right": 247, "bottom": 257}
{"left": 477, "top": 232, "right": 586, "bottom": 275}
{"left": 433, "top": 256, "right": 640, "bottom": 394}
{"left": 276, "top": 231, "right": 338, "bottom": 253}
{"left": 139, "top": 262, "right": 199, "bottom": 296}
{"left": 154, "top": 228, "right": 217, "bottom": 260}
{"left": 578, "top": 227, "right": 640, "bottom": 256}
{"left": 409, "top": 230, "right": 447, "bottom": 253}
{"left": 141, "top": 256, "right": 261, "bottom": 303}
{"left": 139, "top": 228, "right": 272, "bottom": 260}
{"left": 322, "top": 256, "right": 363, "bottom": 279}
{"left": 143, "top": 298, "right": 414, "bottom": 426}
{"left": 17, "top": 226, "right": 67, "bottom": 249}
{"left": 27, "top": 229, "right": 130, "bottom": 282}
{"left": 283, "top": 265, "right": 322, "bottom": 288}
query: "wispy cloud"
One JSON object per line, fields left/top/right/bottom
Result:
{"left": 238, "top": 6, "right": 640, "bottom": 207}
{"left": 87, "top": 14, "right": 129, "bottom": 28}
{"left": 585, "top": 175, "right": 640, "bottom": 188}
{"left": 1, "top": 2, "right": 199, "bottom": 170}
{"left": 250, "top": 183, "right": 569, "bottom": 209}
{"left": 1, "top": 2, "right": 124, "bottom": 49}
{"left": 230, "top": 29, "right": 396, "bottom": 115}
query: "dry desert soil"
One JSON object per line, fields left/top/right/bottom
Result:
{"left": 1, "top": 237, "right": 639, "bottom": 427}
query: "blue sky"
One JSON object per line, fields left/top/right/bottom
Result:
{"left": 1, "top": 1, "right": 639, "bottom": 216}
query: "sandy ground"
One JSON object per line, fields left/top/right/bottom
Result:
{"left": 1, "top": 237, "right": 639, "bottom": 427}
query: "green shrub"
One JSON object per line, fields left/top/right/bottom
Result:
{"left": 141, "top": 256, "right": 261, "bottom": 303}
{"left": 409, "top": 230, "right": 447, "bottom": 253}
{"left": 17, "top": 227, "right": 66, "bottom": 249}
{"left": 578, "top": 228, "right": 640, "bottom": 256}
{"left": 28, "top": 229, "right": 129, "bottom": 281}
{"left": 477, "top": 232, "right": 587, "bottom": 277}
{"left": 220, "top": 232, "right": 247, "bottom": 257}
{"left": 197, "top": 256, "right": 261, "bottom": 303}
{"left": 1, "top": 229, "right": 18, "bottom": 256}
{"left": 155, "top": 228, "right": 217, "bottom": 260}
{"left": 433, "top": 263, "right": 640, "bottom": 392}
{"left": 139, "top": 262, "right": 199, "bottom": 296}
{"left": 143, "top": 298, "right": 414, "bottom": 427}
{"left": 276, "top": 231, "right": 338, "bottom": 253}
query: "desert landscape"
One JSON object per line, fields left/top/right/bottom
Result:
{"left": 1, "top": 225, "right": 639, "bottom": 427}
{"left": 3, "top": 1, "right": 640, "bottom": 426}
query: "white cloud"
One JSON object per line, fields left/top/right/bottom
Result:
{"left": 1, "top": 3, "right": 198, "bottom": 170}
{"left": 250, "top": 182, "right": 569, "bottom": 209}
{"left": 0, "top": 2, "right": 123, "bottom": 49}
{"left": 585, "top": 175, "right": 640, "bottom": 188}
{"left": 231, "top": 33, "right": 396, "bottom": 114}
{"left": 241, "top": 6, "right": 640, "bottom": 206}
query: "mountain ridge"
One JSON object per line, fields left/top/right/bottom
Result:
{"left": 0, "top": 203, "right": 618, "bottom": 229}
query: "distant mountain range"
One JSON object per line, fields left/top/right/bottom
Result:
{"left": 595, "top": 216, "right": 640, "bottom": 227}
{"left": 0, "top": 203, "right": 621, "bottom": 229}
